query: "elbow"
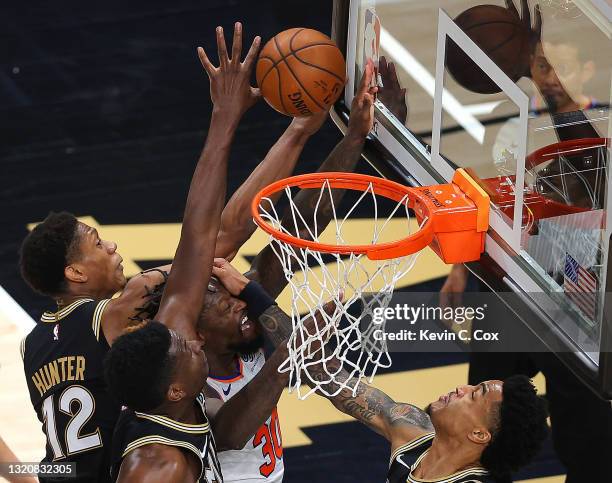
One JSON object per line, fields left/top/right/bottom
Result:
{"left": 211, "top": 421, "right": 249, "bottom": 451}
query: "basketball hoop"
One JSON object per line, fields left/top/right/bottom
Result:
{"left": 482, "top": 138, "right": 609, "bottom": 230}
{"left": 251, "top": 169, "right": 489, "bottom": 399}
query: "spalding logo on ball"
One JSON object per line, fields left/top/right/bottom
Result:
{"left": 256, "top": 28, "right": 346, "bottom": 117}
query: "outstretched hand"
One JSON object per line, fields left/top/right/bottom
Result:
{"left": 378, "top": 56, "right": 408, "bottom": 124}
{"left": 197, "top": 22, "right": 262, "bottom": 120}
{"left": 347, "top": 59, "right": 378, "bottom": 138}
{"left": 505, "top": 0, "right": 542, "bottom": 77}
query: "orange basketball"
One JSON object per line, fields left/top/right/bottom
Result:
{"left": 256, "top": 28, "right": 346, "bottom": 117}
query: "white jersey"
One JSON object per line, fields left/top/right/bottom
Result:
{"left": 207, "top": 349, "right": 284, "bottom": 482}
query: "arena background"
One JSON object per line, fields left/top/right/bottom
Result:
{"left": 0, "top": 1, "right": 564, "bottom": 481}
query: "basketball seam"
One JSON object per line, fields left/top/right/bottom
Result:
{"left": 273, "top": 66, "right": 289, "bottom": 115}
{"left": 258, "top": 43, "right": 338, "bottom": 86}
{"left": 273, "top": 34, "right": 326, "bottom": 112}
{"left": 292, "top": 50, "right": 345, "bottom": 83}
{"left": 288, "top": 28, "right": 306, "bottom": 53}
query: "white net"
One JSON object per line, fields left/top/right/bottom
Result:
{"left": 257, "top": 178, "right": 424, "bottom": 399}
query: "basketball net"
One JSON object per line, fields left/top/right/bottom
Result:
{"left": 257, "top": 179, "right": 422, "bottom": 399}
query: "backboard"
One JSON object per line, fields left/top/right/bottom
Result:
{"left": 331, "top": 0, "right": 612, "bottom": 398}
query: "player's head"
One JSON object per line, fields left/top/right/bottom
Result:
{"left": 530, "top": 39, "right": 595, "bottom": 111}
{"left": 197, "top": 277, "right": 265, "bottom": 355}
{"left": 132, "top": 276, "right": 265, "bottom": 356}
{"left": 426, "top": 375, "right": 548, "bottom": 477}
{"left": 19, "top": 211, "right": 126, "bottom": 298}
{"left": 104, "top": 321, "right": 207, "bottom": 412}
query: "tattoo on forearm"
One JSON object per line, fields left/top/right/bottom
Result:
{"left": 258, "top": 305, "right": 293, "bottom": 347}
{"left": 309, "top": 361, "right": 433, "bottom": 434}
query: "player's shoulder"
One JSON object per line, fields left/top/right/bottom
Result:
{"left": 100, "top": 267, "right": 170, "bottom": 345}
{"left": 103, "top": 267, "right": 167, "bottom": 319}
{"left": 112, "top": 267, "right": 169, "bottom": 309}
{"left": 24, "top": 297, "right": 107, "bottom": 348}
{"left": 118, "top": 443, "right": 191, "bottom": 482}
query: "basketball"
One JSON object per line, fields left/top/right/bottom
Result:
{"left": 446, "top": 5, "right": 530, "bottom": 94}
{"left": 256, "top": 28, "right": 346, "bottom": 116}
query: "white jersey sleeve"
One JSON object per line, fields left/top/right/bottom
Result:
{"left": 207, "top": 349, "right": 284, "bottom": 482}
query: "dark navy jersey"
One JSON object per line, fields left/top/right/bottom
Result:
{"left": 21, "top": 298, "right": 120, "bottom": 482}
{"left": 111, "top": 393, "right": 222, "bottom": 482}
{"left": 387, "top": 433, "right": 494, "bottom": 483}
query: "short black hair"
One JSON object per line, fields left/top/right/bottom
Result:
{"left": 19, "top": 211, "right": 79, "bottom": 296}
{"left": 104, "top": 321, "right": 176, "bottom": 412}
{"left": 481, "top": 375, "right": 549, "bottom": 477}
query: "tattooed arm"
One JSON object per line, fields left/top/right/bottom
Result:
{"left": 311, "top": 359, "right": 434, "bottom": 450}
{"left": 253, "top": 296, "right": 434, "bottom": 448}
{"left": 246, "top": 60, "right": 378, "bottom": 298}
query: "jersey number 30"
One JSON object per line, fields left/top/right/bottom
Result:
{"left": 253, "top": 409, "right": 283, "bottom": 477}
{"left": 41, "top": 385, "right": 102, "bottom": 459}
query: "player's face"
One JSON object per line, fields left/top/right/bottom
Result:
{"left": 530, "top": 42, "right": 590, "bottom": 111}
{"left": 169, "top": 329, "right": 208, "bottom": 398}
{"left": 427, "top": 380, "right": 503, "bottom": 439}
{"left": 198, "top": 280, "right": 264, "bottom": 354}
{"left": 71, "top": 222, "right": 126, "bottom": 296}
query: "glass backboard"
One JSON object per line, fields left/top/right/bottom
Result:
{"left": 332, "top": 0, "right": 612, "bottom": 398}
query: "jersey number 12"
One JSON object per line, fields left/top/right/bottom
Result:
{"left": 41, "top": 385, "right": 102, "bottom": 459}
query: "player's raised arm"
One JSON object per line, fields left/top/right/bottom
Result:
{"left": 246, "top": 60, "right": 377, "bottom": 298}
{"left": 215, "top": 110, "right": 328, "bottom": 261}
{"left": 149, "top": 24, "right": 261, "bottom": 340}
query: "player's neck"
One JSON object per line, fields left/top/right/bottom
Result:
{"left": 54, "top": 292, "right": 96, "bottom": 308}
{"left": 206, "top": 350, "right": 240, "bottom": 379}
{"left": 155, "top": 399, "right": 201, "bottom": 425}
{"left": 414, "top": 435, "right": 481, "bottom": 479}
{"left": 58, "top": 283, "right": 116, "bottom": 306}
{"left": 557, "top": 94, "right": 591, "bottom": 113}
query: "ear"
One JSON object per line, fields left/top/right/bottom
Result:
{"left": 467, "top": 427, "right": 492, "bottom": 445}
{"left": 64, "top": 264, "right": 87, "bottom": 284}
{"left": 167, "top": 383, "right": 186, "bottom": 403}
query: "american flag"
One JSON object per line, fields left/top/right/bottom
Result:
{"left": 564, "top": 252, "right": 597, "bottom": 320}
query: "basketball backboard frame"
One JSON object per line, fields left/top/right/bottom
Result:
{"left": 331, "top": 0, "right": 612, "bottom": 399}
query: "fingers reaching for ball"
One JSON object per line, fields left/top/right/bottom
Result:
{"left": 197, "top": 22, "right": 262, "bottom": 120}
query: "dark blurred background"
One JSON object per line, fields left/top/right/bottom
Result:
{"left": 1, "top": 0, "right": 345, "bottom": 313}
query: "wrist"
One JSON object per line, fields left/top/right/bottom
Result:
{"left": 211, "top": 107, "right": 242, "bottom": 130}
{"left": 344, "top": 128, "right": 367, "bottom": 144}
{"left": 238, "top": 281, "right": 276, "bottom": 320}
{"left": 285, "top": 124, "right": 314, "bottom": 144}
